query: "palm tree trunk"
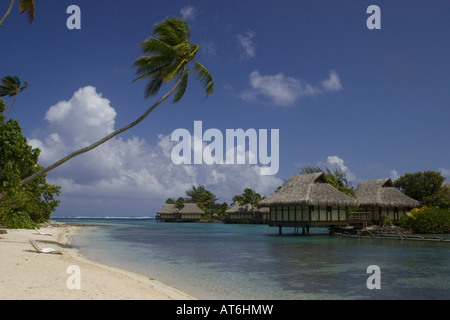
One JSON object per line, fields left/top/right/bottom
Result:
{"left": 0, "top": 0, "right": 14, "bottom": 27}
{"left": 16, "top": 68, "right": 186, "bottom": 188}
{"left": 4, "top": 95, "right": 16, "bottom": 120}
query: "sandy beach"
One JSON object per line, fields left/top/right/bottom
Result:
{"left": 0, "top": 224, "right": 195, "bottom": 300}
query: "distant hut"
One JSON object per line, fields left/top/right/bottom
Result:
{"left": 259, "top": 172, "right": 357, "bottom": 234}
{"left": 157, "top": 204, "right": 178, "bottom": 222}
{"left": 178, "top": 203, "right": 204, "bottom": 222}
{"left": 354, "top": 178, "right": 420, "bottom": 223}
{"left": 226, "top": 202, "right": 270, "bottom": 223}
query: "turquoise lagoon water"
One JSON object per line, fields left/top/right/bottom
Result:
{"left": 58, "top": 218, "right": 449, "bottom": 300}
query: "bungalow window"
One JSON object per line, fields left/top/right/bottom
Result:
{"left": 309, "top": 206, "right": 316, "bottom": 221}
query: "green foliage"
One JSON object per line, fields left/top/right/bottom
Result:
{"left": 0, "top": 102, "right": 39, "bottom": 194}
{"left": 185, "top": 185, "right": 217, "bottom": 213}
{"left": 0, "top": 98, "right": 60, "bottom": 228}
{"left": 174, "top": 197, "right": 185, "bottom": 210}
{"left": 133, "top": 17, "right": 213, "bottom": 102}
{"left": 232, "top": 188, "right": 264, "bottom": 213}
{"left": 399, "top": 206, "right": 450, "bottom": 234}
{"left": 1, "top": 211, "right": 37, "bottom": 229}
{"left": 381, "top": 216, "right": 394, "bottom": 226}
{"left": 394, "top": 171, "right": 445, "bottom": 206}
{"left": 165, "top": 197, "right": 175, "bottom": 204}
{"left": 0, "top": 75, "right": 29, "bottom": 119}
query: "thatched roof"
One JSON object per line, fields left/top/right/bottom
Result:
{"left": 158, "top": 203, "right": 177, "bottom": 214}
{"left": 354, "top": 178, "right": 420, "bottom": 208}
{"left": 227, "top": 202, "right": 269, "bottom": 213}
{"left": 259, "top": 172, "right": 357, "bottom": 207}
{"left": 158, "top": 203, "right": 205, "bottom": 214}
{"left": 178, "top": 203, "right": 204, "bottom": 214}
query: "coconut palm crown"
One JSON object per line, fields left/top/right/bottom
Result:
{"left": 0, "top": 75, "right": 28, "bottom": 119}
{"left": 133, "top": 17, "right": 214, "bottom": 102}
{"left": 3, "top": 17, "right": 214, "bottom": 191}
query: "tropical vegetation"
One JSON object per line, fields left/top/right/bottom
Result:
{"left": 0, "top": 16, "right": 214, "bottom": 226}
{"left": 0, "top": 97, "right": 60, "bottom": 228}
{"left": 394, "top": 171, "right": 449, "bottom": 208}
{"left": 400, "top": 206, "right": 450, "bottom": 234}
{"left": 232, "top": 188, "right": 264, "bottom": 215}
{"left": 166, "top": 185, "right": 229, "bottom": 221}
{"left": 8, "top": 17, "right": 213, "bottom": 189}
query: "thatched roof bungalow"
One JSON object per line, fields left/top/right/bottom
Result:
{"left": 259, "top": 173, "right": 357, "bottom": 233}
{"left": 156, "top": 204, "right": 178, "bottom": 222}
{"left": 156, "top": 203, "right": 204, "bottom": 222}
{"left": 354, "top": 178, "right": 420, "bottom": 222}
{"left": 226, "top": 202, "right": 270, "bottom": 223}
{"left": 178, "top": 203, "right": 204, "bottom": 222}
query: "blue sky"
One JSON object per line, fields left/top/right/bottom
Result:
{"left": 1, "top": 0, "right": 449, "bottom": 217}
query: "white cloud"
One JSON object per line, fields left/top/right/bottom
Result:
{"left": 237, "top": 30, "right": 256, "bottom": 60}
{"left": 180, "top": 5, "right": 197, "bottom": 21}
{"left": 321, "top": 70, "right": 343, "bottom": 92}
{"left": 323, "top": 155, "right": 356, "bottom": 183}
{"left": 439, "top": 168, "right": 450, "bottom": 179}
{"left": 240, "top": 70, "right": 343, "bottom": 107}
{"left": 390, "top": 169, "right": 400, "bottom": 181}
{"left": 29, "top": 86, "right": 282, "bottom": 215}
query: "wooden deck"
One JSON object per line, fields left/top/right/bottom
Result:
{"left": 336, "top": 232, "right": 450, "bottom": 242}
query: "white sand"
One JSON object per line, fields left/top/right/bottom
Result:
{"left": 0, "top": 225, "right": 196, "bottom": 300}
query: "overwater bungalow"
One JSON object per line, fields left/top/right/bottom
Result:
{"left": 354, "top": 178, "right": 420, "bottom": 223}
{"left": 156, "top": 203, "right": 178, "bottom": 222}
{"left": 259, "top": 172, "right": 357, "bottom": 234}
{"left": 225, "top": 202, "right": 270, "bottom": 224}
{"left": 156, "top": 203, "right": 204, "bottom": 222}
{"left": 178, "top": 203, "right": 204, "bottom": 222}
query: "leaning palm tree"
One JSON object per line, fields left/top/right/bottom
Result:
{"left": 0, "top": 0, "right": 35, "bottom": 27}
{"left": 0, "top": 75, "right": 28, "bottom": 119}
{"left": 16, "top": 17, "right": 213, "bottom": 188}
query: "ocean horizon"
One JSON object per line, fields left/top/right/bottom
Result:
{"left": 56, "top": 217, "right": 450, "bottom": 300}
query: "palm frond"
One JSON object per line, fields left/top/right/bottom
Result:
{"left": 159, "top": 61, "right": 186, "bottom": 82}
{"left": 144, "top": 78, "right": 163, "bottom": 98}
{"left": 139, "top": 37, "right": 179, "bottom": 57}
{"left": 173, "top": 69, "right": 189, "bottom": 103}
{"left": 133, "top": 56, "right": 173, "bottom": 80}
{"left": 18, "top": 0, "right": 35, "bottom": 24}
{"left": 193, "top": 62, "right": 214, "bottom": 97}
{"left": 0, "top": 75, "right": 28, "bottom": 97}
{"left": 153, "top": 17, "right": 190, "bottom": 46}
{"left": 133, "top": 17, "right": 213, "bottom": 103}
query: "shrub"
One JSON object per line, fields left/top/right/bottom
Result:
{"left": 382, "top": 216, "right": 394, "bottom": 226}
{"left": 1, "top": 211, "right": 37, "bottom": 229}
{"left": 400, "top": 206, "right": 450, "bottom": 234}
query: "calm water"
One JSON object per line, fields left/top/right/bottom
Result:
{"left": 59, "top": 218, "right": 450, "bottom": 300}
